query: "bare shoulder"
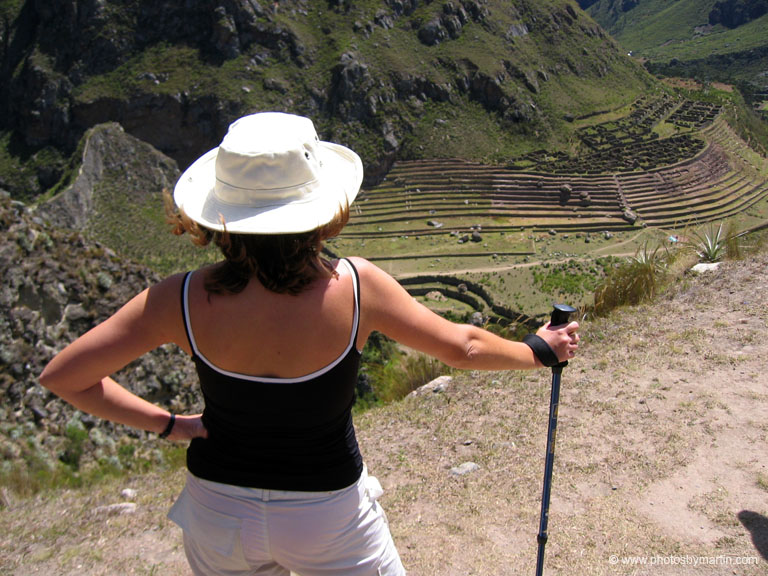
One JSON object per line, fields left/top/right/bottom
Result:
{"left": 342, "top": 257, "right": 406, "bottom": 300}
{"left": 342, "top": 256, "right": 374, "bottom": 273}
{"left": 343, "top": 257, "right": 421, "bottom": 317}
{"left": 124, "top": 272, "right": 191, "bottom": 348}
{"left": 143, "top": 272, "right": 188, "bottom": 309}
{"left": 343, "top": 257, "right": 395, "bottom": 285}
{"left": 344, "top": 257, "right": 465, "bottom": 358}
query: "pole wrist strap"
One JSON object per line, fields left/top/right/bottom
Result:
{"left": 523, "top": 334, "right": 559, "bottom": 368}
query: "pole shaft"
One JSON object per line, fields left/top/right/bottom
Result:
{"left": 535, "top": 366, "right": 563, "bottom": 576}
{"left": 534, "top": 303, "right": 575, "bottom": 576}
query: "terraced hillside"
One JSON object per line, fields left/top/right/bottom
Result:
{"left": 329, "top": 96, "right": 768, "bottom": 324}
{"left": 344, "top": 101, "right": 768, "bottom": 244}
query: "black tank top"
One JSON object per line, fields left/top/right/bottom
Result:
{"left": 181, "top": 259, "right": 364, "bottom": 491}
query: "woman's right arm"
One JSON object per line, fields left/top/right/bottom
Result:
{"left": 350, "top": 258, "right": 579, "bottom": 371}
{"left": 39, "top": 274, "right": 207, "bottom": 442}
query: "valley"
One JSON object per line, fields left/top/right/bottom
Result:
{"left": 330, "top": 92, "right": 768, "bottom": 320}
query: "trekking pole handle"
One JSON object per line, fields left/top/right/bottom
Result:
{"left": 550, "top": 303, "right": 577, "bottom": 327}
{"left": 550, "top": 304, "right": 577, "bottom": 371}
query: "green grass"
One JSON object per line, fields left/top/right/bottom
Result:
{"left": 629, "top": 13, "right": 768, "bottom": 63}
{"left": 74, "top": 43, "right": 234, "bottom": 102}
{"left": 721, "top": 93, "right": 768, "bottom": 157}
{"left": 86, "top": 171, "right": 219, "bottom": 275}
{"left": 0, "top": 425, "right": 187, "bottom": 498}
{"left": 602, "top": 0, "right": 717, "bottom": 54}
{"left": 588, "top": 0, "right": 767, "bottom": 60}
{"left": 399, "top": 99, "right": 541, "bottom": 162}
{"left": 532, "top": 258, "right": 613, "bottom": 297}
{"left": 588, "top": 0, "right": 768, "bottom": 94}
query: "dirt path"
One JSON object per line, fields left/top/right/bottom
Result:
{"left": 1, "top": 252, "right": 767, "bottom": 575}
{"left": 392, "top": 228, "right": 655, "bottom": 279}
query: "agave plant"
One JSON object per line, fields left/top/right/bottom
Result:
{"left": 631, "top": 240, "right": 668, "bottom": 272}
{"left": 691, "top": 222, "right": 726, "bottom": 263}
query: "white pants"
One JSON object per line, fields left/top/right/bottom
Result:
{"left": 168, "top": 468, "right": 405, "bottom": 576}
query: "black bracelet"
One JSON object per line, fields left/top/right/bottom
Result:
{"left": 159, "top": 413, "right": 176, "bottom": 439}
{"left": 523, "top": 334, "right": 560, "bottom": 368}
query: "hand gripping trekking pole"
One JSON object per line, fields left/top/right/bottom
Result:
{"left": 535, "top": 304, "right": 577, "bottom": 576}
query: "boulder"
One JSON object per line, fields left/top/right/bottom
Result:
{"left": 410, "top": 375, "right": 453, "bottom": 397}
{"left": 622, "top": 209, "right": 638, "bottom": 224}
{"left": 691, "top": 262, "right": 721, "bottom": 274}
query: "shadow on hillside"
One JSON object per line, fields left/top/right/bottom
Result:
{"left": 738, "top": 510, "right": 768, "bottom": 560}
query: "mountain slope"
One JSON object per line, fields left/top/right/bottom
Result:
{"left": 0, "top": 0, "right": 655, "bottom": 198}
{"left": 582, "top": 0, "right": 768, "bottom": 95}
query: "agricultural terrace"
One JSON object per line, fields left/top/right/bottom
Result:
{"left": 328, "top": 95, "right": 768, "bottom": 324}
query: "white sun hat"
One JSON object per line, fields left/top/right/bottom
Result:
{"left": 173, "top": 112, "right": 363, "bottom": 234}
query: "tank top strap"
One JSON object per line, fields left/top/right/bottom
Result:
{"left": 180, "top": 271, "right": 198, "bottom": 358}
{"left": 339, "top": 258, "right": 361, "bottom": 349}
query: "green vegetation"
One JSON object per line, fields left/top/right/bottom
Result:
{"left": 691, "top": 221, "right": 727, "bottom": 262}
{"left": 86, "top": 170, "right": 219, "bottom": 275}
{"left": 591, "top": 240, "right": 673, "bottom": 317}
{"left": 585, "top": 0, "right": 768, "bottom": 122}
{"left": 0, "top": 414, "right": 187, "bottom": 498}
{"left": 590, "top": 220, "right": 768, "bottom": 318}
{"left": 532, "top": 258, "right": 614, "bottom": 297}
{"left": 720, "top": 91, "right": 768, "bottom": 157}
{"left": 3, "top": 0, "right": 768, "bottom": 514}
{"left": 355, "top": 332, "right": 451, "bottom": 411}
{"left": 588, "top": 0, "right": 768, "bottom": 64}
{"left": 40, "top": 82, "right": 768, "bottom": 342}
{"left": 0, "top": 132, "right": 67, "bottom": 203}
{"left": 399, "top": 99, "right": 540, "bottom": 163}
{"left": 3, "top": 0, "right": 660, "bottom": 202}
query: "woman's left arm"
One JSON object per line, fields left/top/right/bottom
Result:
{"left": 39, "top": 274, "right": 206, "bottom": 441}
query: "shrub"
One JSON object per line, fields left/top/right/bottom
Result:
{"left": 384, "top": 353, "right": 449, "bottom": 402}
{"left": 61, "top": 415, "right": 89, "bottom": 469}
{"left": 591, "top": 242, "right": 670, "bottom": 317}
{"left": 356, "top": 331, "right": 450, "bottom": 408}
{"left": 725, "top": 220, "right": 743, "bottom": 260}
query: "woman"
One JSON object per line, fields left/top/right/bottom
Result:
{"left": 40, "top": 112, "right": 579, "bottom": 575}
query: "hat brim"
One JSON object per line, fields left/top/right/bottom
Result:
{"left": 174, "top": 141, "right": 363, "bottom": 234}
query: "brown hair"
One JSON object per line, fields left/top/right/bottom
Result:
{"left": 164, "top": 189, "right": 349, "bottom": 295}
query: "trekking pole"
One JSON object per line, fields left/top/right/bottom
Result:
{"left": 535, "top": 304, "right": 577, "bottom": 576}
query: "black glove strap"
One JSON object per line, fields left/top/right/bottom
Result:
{"left": 523, "top": 334, "right": 559, "bottom": 368}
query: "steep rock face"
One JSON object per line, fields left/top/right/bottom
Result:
{"left": 1, "top": 0, "right": 653, "bottom": 198}
{"left": 1, "top": 0, "right": 303, "bottom": 164}
{"left": 36, "top": 123, "right": 180, "bottom": 231}
{"left": 329, "top": 52, "right": 377, "bottom": 122}
{"left": 417, "top": 0, "right": 489, "bottom": 46}
{"left": 69, "top": 94, "right": 231, "bottom": 175}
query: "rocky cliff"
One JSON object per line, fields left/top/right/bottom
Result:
{"left": 0, "top": 189, "right": 200, "bottom": 481}
{"left": 1, "top": 0, "right": 654, "bottom": 197}
{"left": 36, "top": 122, "right": 180, "bottom": 231}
